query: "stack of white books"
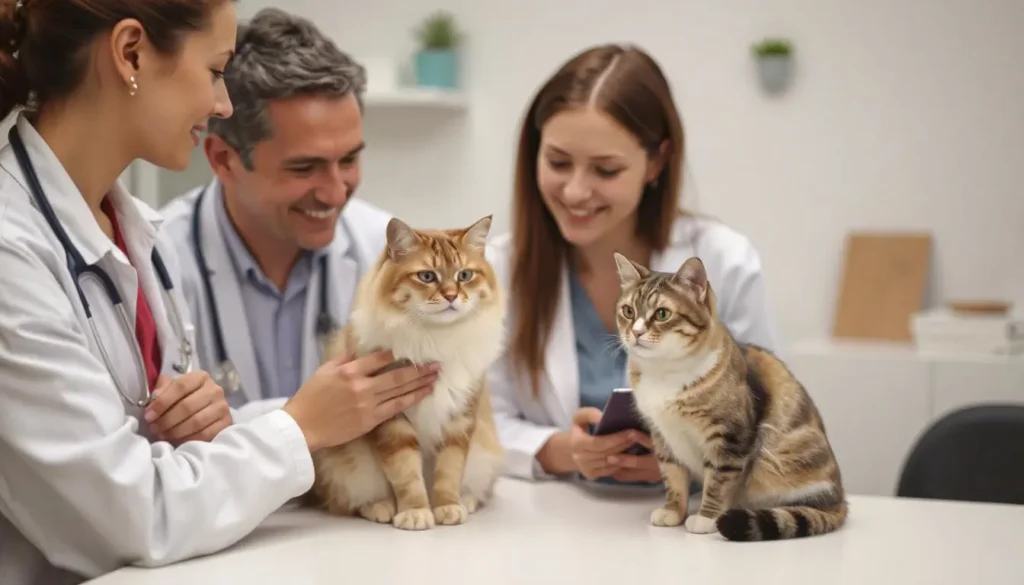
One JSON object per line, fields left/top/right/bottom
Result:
{"left": 911, "top": 307, "right": 1023, "bottom": 356}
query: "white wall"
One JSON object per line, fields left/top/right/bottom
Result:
{"left": 229, "top": 0, "right": 1024, "bottom": 346}
{"left": 8, "top": 0, "right": 1021, "bottom": 346}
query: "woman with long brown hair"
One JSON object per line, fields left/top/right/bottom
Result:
{"left": 487, "top": 44, "right": 780, "bottom": 484}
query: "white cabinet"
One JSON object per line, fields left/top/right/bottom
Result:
{"left": 785, "top": 339, "right": 1024, "bottom": 497}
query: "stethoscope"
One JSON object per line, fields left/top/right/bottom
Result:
{"left": 189, "top": 184, "right": 340, "bottom": 394}
{"left": 8, "top": 127, "right": 195, "bottom": 408}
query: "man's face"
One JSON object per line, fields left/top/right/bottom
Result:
{"left": 226, "top": 92, "right": 364, "bottom": 252}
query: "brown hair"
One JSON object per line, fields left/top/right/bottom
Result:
{"left": 0, "top": 0, "right": 231, "bottom": 120}
{"left": 509, "top": 43, "right": 685, "bottom": 395}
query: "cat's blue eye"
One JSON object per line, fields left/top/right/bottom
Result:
{"left": 456, "top": 269, "right": 474, "bottom": 282}
{"left": 417, "top": 271, "right": 437, "bottom": 283}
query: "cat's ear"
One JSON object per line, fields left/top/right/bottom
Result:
{"left": 461, "top": 215, "right": 492, "bottom": 252}
{"left": 674, "top": 257, "right": 709, "bottom": 304}
{"left": 386, "top": 217, "right": 419, "bottom": 261}
{"left": 614, "top": 252, "right": 648, "bottom": 288}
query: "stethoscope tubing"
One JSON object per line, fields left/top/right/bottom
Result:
{"left": 189, "top": 184, "right": 339, "bottom": 392}
{"left": 8, "top": 126, "right": 192, "bottom": 408}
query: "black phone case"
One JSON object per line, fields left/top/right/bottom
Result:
{"left": 592, "top": 388, "right": 651, "bottom": 456}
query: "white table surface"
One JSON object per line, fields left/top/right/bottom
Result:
{"left": 87, "top": 478, "right": 1024, "bottom": 585}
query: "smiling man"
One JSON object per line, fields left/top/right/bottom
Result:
{"left": 159, "top": 7, "right": 398, "bottom": 419}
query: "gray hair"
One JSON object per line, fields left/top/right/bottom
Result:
{"left": 208, "top": 8, "right": 367, "bottom": 169}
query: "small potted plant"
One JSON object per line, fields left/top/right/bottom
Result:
{"left": 413, "top": 11, "right": 464, "bottom": 90}
{"left": 751, "top": 38, "right": 793, "bottom": 94}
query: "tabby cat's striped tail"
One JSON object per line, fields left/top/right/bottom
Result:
{"left": 715, "top": 502, "right": 848, "bottom": 541}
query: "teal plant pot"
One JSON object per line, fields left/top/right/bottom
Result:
{"left": 415, "top": 49, "right": 459, "bottom": 89}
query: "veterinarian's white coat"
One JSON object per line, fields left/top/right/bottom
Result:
{"left": 485, "top": 214, "right": 782, "bottom": 480}
{"left": 0, "top": 116, "right": 315, "bottom": 585}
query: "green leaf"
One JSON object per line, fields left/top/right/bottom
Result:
{"left": 415, "top": 11, "right": 463, "bottom": 50}
{"left": 751, "top": 38, "right": 792, "bottom": 56}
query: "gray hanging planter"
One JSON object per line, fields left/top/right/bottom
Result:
{"left": 752, "top": 38, "right": 793, "bottom": 95}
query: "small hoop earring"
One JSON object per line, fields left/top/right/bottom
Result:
{"left": 128, "top": 75, "right": 138, "bottom": 96}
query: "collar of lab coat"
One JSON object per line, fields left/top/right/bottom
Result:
{"left": 11, "top": 115, "right": 163, "bottom": 266}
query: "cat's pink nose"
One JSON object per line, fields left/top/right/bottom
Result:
{"left": 443, "top": 293, "right": 458, "bottom": 302}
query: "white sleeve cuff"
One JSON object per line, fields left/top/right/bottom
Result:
{"left": 250, "top": 409, "right": 314, "bottom": 494}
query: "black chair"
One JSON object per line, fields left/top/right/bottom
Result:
{"left": 896, "top": 403, "right": 1024, "bottom": 505}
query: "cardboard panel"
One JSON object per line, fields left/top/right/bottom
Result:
{"left": 832, "top": 232, "right": 932, "bottom": 341}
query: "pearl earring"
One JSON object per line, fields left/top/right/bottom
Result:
{"left": 128, "top": 75, "right": 138, "bottom": 96}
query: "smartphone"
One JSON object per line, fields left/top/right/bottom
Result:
{"left": 591, "top": 387, "right": 651, "bottom": 456}
{"left": 371, "top": 357, "right": 413, "bottom": 377}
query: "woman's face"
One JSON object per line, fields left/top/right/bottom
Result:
{"left": 536, "top": 106, "right": 659, "bottom": 248}
{"left": 130, "top": 1, "right": 237, "bottom": 171}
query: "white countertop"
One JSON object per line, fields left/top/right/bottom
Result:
{"left": 87, "top": 478, "right": 1024, "bottom": 585}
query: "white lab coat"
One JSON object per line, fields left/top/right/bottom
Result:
{"left": 485, "top": 213, "right": 782, "bottom": 480}
{"left": 0, "top": 116, "right": 314, "bottom": 585}
{"left": 158, "top": 179, "right": 393, "bottom": 420}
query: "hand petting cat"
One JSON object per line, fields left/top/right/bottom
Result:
{"left": 283, "top": 349, "right": 440, "bottom": 451}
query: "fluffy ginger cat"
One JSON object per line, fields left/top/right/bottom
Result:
{"left": 304, "top": 215, "right": 506, "bottom": 531}
{"left": 613, "top": 252, "right": 847, "bottom": 541}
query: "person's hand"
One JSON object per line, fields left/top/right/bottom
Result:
{"left": 145, "top": 372, "right": 232, "bottom": 445}
{"left": 607, "top": 433, "right": 662, "bottom": 483}
{"left": 282, "top": 349, "right": 439, "bottom": 452}
{"left": 569, "top": 407, "right": 648, "bottom": 480}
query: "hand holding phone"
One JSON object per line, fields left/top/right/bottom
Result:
{"left": 592, "top": 388, "right": 651, "bottom": 456}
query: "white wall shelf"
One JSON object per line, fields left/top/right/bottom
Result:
{"left": 364, "top": 88, "right": 468, "bottom": 111}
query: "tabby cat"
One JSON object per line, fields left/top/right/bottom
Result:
{"left": 612, "top": 252, "right": 846, "bottom": 541}
{"left": 304, "top": 215, "right": 506, "bottom": 531}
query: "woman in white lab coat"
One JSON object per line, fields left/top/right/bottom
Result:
{"left": 0, "top": 3, "right": 435, "bottom": 584}
{"left": 487, "top": 44, "right": 781, "bottom": 483}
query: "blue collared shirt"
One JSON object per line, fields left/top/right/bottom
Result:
{"left": 214, "top": 191, "right": 326, "bottom": 400}
{"left": 569, "top": 266, "right": 628, "bottom": 411}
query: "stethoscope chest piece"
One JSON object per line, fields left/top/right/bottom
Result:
{"left": 215, "top": 361, "right": 242, "bottom": 394}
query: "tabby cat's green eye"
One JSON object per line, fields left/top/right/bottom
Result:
{"left": 621, "top": 305, "right": 635, "bottom": 319}
{"left": 417, "top": 271, "right": 437, "bottom": 283}
{"left": 654, "top": 308, "right": 671, "bottom": 321}
{"left": 456, "top": 269, "right": 474, "bottom": 282}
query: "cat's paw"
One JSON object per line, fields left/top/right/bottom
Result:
{"left": 650, "top": 507, "right": 684, "bottom": 527}
{"left": 393, "top": 508, "right": 435, "bottom": 531}
{"left": 433, "top": 503, "right": 469, "bottom": 525}
{"left": 357, "top": 499, "right": 396, "bottom": 524}
{"left": 462, "top": 494, "right": 480, "bottom": 514}
{"left": 685, "top": 514, "right": 719, "bottom": 534}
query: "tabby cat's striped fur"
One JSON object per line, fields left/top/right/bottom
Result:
{"left": 613, "top": 253, "right": 846, "bottom": 541}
